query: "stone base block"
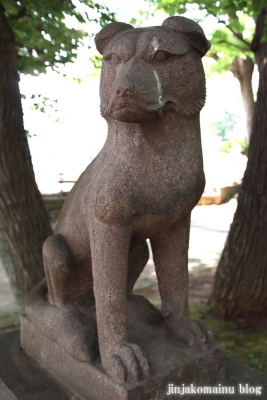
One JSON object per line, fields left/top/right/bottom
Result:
{"left": 19, "top": 283, "right": 225, "bottom": 399}
{"left": 20, "top": 314, "right": 224, "bottom": 400}
{"left": 1, "top": 330, "right": 267, "bottom": 400}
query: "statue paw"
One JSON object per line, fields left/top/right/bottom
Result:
{"left": 104, "top": 343, "right": 150, "bottom": 383}
{"left": 171, "top": 319, "right": 215, "bottom": 350}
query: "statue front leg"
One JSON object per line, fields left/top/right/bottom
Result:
{"left": 150, "top": 215, "right": 215, "bottom": 350}
{"left": 89, "top": 217, "right": 150, "bottom": 383}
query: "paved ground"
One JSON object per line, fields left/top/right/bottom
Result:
{"left": 0, "top": 200, "right": 237, "bottom": 331}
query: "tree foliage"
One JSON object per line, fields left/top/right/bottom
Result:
{"left": 213, "top": 110, "right": 240, "bottom": 141}
{"left": 152, "top": 0, "right": 267, "bottom": 72}
{"left": 2, "top": 0, "right": 115, "bottom": 74}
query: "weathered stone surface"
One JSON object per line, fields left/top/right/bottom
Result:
{"left": 21, "top": 292, "right": 225, "bottom": 400}
{"left": 0, "top": 330, "right": 82, "bottom": 400}
{"left": 21, "top": 16, "right": 226, "bottom": 398}
{"left": 23, "top": 16, "right": 217, "bottom": 387}
{"left": 2, "top": 331, "right": 267, "bottom": 400}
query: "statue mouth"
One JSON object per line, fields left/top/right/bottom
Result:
{"left": 101, "top": 95, "right": 177, "bottom": 122}
{"left": 111, "top": 106, "right": 156, "bottom": 123}
{"left": 163, "top": 101, "right": 175, "bottom": 111}
{"left": 112, "top": 96, "right": 163, "bottom": 111}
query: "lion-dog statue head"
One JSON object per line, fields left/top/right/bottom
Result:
{"left": 96, "top": 17, "right": 210, "bottom": 124}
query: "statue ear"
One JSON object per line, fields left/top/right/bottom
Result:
{"left": 162, "top": 16, "right": 211, "bottom": 57}
{"left": 95, "top": 22, "right": 134, "bottom": 54}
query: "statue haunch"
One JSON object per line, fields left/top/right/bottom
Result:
{"left": 35, "top": 16, "right": 215, "bottom": 384}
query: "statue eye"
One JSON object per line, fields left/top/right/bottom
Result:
{"left": 104, "top": 53, "right": 122, "bottom": 65}
{"left": 153, "top": 51, "right": 167, "bottom": 62}
{"left": 152, "top": 51, "right": 178, "bottom": 62}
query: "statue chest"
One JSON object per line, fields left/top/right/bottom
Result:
{"left": 91, "top": 151, "right": 205, "bottom": 231}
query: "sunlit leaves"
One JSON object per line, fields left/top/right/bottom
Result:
{"left": 1, "top": 0, "right": 115, "bottom": 75}
{"left": 151, "top": 0, "right": 265, "bottom": 72}
{"left": 91, "top": 54, "right": 103, "bottom": 69}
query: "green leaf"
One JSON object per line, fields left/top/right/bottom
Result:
{"left": 150, "top": 0, "right": 265, "bottom": 76}
{"left": 2, "top": 0, "right": 116, "bottom": 75}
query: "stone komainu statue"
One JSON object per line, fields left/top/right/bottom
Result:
{"left": 22, "top": 17, "right": 221, "bottom": 389}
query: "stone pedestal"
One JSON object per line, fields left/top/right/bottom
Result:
{"left": 1, "top": 330, "right": 267, "bottom": 400}
{"left": 20, "top": 313, "right": 224, "bottom": 400}
{"left": 20, "top": 285, "right": 225, "bottom": 400}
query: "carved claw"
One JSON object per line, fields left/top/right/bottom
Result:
{"left": 170, "top": 319, "right": 216, "bottom": 350}
{"left": 104, "top": 342, "right": 150, "bottom": 383}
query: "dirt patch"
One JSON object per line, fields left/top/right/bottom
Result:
{"left": 134, "top": 267, "right": 216, "bottom": 310}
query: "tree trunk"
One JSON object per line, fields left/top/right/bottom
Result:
{"left": 209, "top": 8, "right": 267, "bottom": 320}
{"left": 0, "top": 5, "right": 52, "bottom": 312}
{"left": 231, "top": 56, "right": 255, "bottom": 139}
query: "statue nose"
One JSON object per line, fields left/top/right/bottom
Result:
{"left": 116, "top": 86, "right": 134, "bottom": 96}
